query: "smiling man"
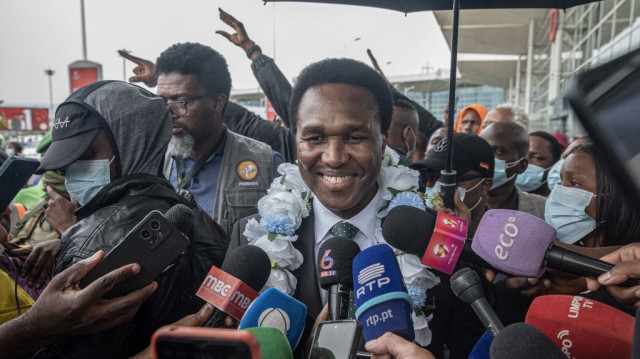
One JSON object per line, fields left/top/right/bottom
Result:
{"left": 230, "top": 59, "right": 392, "bottom": 339}
{"left": 156, "top": 43, "right": 283, "bottom": 235}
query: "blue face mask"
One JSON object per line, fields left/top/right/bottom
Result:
{"left": 65, "top": 157, "right": 114, "bottom": 206}
{"left": 516, "top": 164, "right": 549, "bottom": 192}
{"left": 490, "top": 158, "right": 523, "bottom": 190}
{"left": 544, "top": 184, "right": 597, "bottom": 244}
{"left": 425, "top": 178, "right": 484, "bottom": 210}
{"left": 546, "top": 159, "right": 564, "bottom": 192}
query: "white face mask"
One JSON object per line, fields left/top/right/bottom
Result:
{"left": 404, "top": 128, "right": 417, "bottom": 159}
{"left": 490, "top": 157, "right": 523, "bottom": 190}
{"left": 65, "top": 156, "right": 114, "bottom": 206}
{"left": 425, "top": 177, "right": 485, "bottom": 210}
{"left": 6, "top": 148, "right": 15, "bottom": 157}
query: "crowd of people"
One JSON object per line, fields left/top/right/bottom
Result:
{"left": 1, "top": 8, "right": 640, "bottom": 359}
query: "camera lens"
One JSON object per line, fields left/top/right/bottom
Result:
{"left": 141, "top": 229, "right": 151, "bottom": 239}
{"left": 150, "top": 220, "right": 160, "bottom": 230}
{"left": 150, "top": 236, "right": 158, "bottom": 243}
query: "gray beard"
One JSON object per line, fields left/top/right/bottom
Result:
{"left": 169, "top": 132, "right": 195, "bottom": 157}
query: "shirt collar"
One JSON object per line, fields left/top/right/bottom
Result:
{"left": 313, "top": 186, "right": 383, "bottom": 245}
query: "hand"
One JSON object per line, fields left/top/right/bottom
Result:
{"left": 24, "top": 251, "right": 157, "bottom": 338}
{"left": 118, "top": 50, "right": 158, "bottom": 87}
{"left": 216, "top": 8, "right": 257, "bottom": 54}
{"left": 586, "top": 243, "right": 640, "bottom": 307}
{"left": 305, "top": 304, "right": 329, "bottom": 358}
{"left": 130, "top": 303, "right": 215, "bottom": 359}
{"left": 366, "top": 332, "right": 435, "bottom": 359}
{"left": 432, "top": 189, "right": 471, "bottom": 223}
{"left": 11, "top": 238, "right": 61, "bottom": 289}
{"left": 504, "top": 269, "right": 586, "bottom": 298}
{"left": 45, "top": 185, "right": 79, "bottom": 234}
{"left": 366, "top": 49, "right": 393, "bottom": 88}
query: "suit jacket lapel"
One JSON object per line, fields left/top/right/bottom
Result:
{"left": 292, "top": 210, "right": 323, "bottom": 319}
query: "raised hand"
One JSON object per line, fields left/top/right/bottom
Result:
{"left": 118, "top": 50, "right": 158, "bottom": 87}
{"left": 216, "top": 8, "right": 259, "bottom": 55}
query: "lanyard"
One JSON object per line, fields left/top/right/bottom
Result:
{"left": 175, "top": 143, "right": 219, "bottom": 190}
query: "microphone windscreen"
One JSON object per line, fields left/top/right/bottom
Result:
{"left": 222, "top": 245, "right": 271, "bottom": 292}
{"left": 382, "top": 205, "right": 437, "bottom": 255}
{"left": 238, "top": 287, "right": 307, "bottom": 351}
{"left": 471, "top": 209, "right": 555, "bottom": 277}
{"left": 468, "top": 330, "right": 492, "bottom": 359}
{"left": 164, "top": 204, "right": 194, "bottom": 234}
{"left": 317, "top": 237, "right": 361, "bottom": 289}
{"left": 526, "top": 295, "right": 634, "bottom": 358}
{"left": 352, "top": 244, "right": 414, "bottom": 342}
{"left": 243, "top": 327, "right": 293, "bottom": 359}
{"left": 490, "top": 323, "right": 566, "bottom": 359}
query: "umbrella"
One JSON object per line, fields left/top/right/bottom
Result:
{"left": 264, "top": 0, "right": 602, "bottom": 207}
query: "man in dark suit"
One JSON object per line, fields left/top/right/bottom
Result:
{"left": 229, "top": 58, "right": 394, "bottom": 345}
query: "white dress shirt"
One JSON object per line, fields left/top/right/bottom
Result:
{"left": 313, "top": 187, "right": 386, "bottom": 305}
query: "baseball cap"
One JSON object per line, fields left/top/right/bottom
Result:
{"left": 36, "top": 103, "right": 103, "bottom": 173}
{"left": 411, "top": 133, "right": 494, "bottom": 179}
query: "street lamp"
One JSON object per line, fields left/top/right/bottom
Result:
{"left": 121, "top": 48, "right": 130, "bottom": 81}
{"left": 44, "top": 69, "right": 55, "bottom": 123}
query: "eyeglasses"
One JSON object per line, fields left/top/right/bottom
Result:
{"left": 166, "top": 95, "right": 205, "bottom": 116}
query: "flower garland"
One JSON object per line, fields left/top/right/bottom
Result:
{"left": 243, "top": 148, "right": 439, "bottom": 345}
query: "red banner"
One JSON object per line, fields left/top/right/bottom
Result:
{"left": 0, "top": 107, "right": 49, "bottom": 131}
{"left": 69, "top": 67, "right": 99, "bottom": 93}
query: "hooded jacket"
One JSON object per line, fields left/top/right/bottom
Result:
{"left": 51, "top": 81, "right": 229, "bottom": 358}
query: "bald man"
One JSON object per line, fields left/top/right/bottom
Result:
{"left": 480, "top": 122, "right": 546, "bottom": 219}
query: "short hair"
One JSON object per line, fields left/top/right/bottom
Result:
{"left": 8, "top": 142, "right": 22, "bottom": 154}
{"left": 156, "top": 42, "right": 232, "bottom": 98}
{"left": 569, "top": 142, "right": 640, "bottom": 246}
{"left": 392, "top": 92, "right": 415, "bottom": 112}
{"left": 289, "top": 58, "right": 393, "bottom": 135}
{"left": 530, "top": 131, "right": 562, "bottom": 162}
{"left": 495, "top": 103, "right": 529, "bottom": 130}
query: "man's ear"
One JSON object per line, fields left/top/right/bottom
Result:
{"left": 481, "top": 178, "right": 493, "bottom": 196}
{"left": 213, "top": 94, "right": 228, "bottom": 113}
{"left": 515, "top": 158, "right": 529, "bottom": 175}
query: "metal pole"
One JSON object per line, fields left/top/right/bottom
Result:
{"left": 45, "top": 69, "right": 55, "bottom": 124}
{"left": 525, "top": 20, "right": 534, "bottom": 114}
{"left": 441, "top": 0, "right": 460, "bottom": 209}
{"left": 122, "top": 49, "right": 130, "bottom": 81}
{"left": 515, "top": 55, "right": 521, "bottom": 105}
{"left": 80, "top": 0, "right": 87, "bottom": 60}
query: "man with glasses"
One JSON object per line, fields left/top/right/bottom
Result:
{"left": 155, "top": 42, "right": 283, "bottom": 235}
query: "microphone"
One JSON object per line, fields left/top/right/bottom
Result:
{"left": 199, "top": 245, "right": 271, "bottom": 327}
{"left": 164, "top": 203, "right": 194, "bottom": 235}
{"left": 242, "top": 327, "right": 293, "bottom": 359}
{"left": 238, "top": 287, "right": 307, "bottom": 351}
{"left": 471, "top": 209, "right": 640, "bottom": 284}
{"left": 383, "top": 205, "right": 496, "bottom": 274}
{"left": 468, "top": 330, "right": 492, "bottom": 359}
{"left": 352, "top": 244, "right": 414, "bottom": 342}
{"left": 317, "top": 237, "right": 361, "bottom": 321}
{"left": 450, "top": 267, "right": 504, "bottom": 337}
{"left": 490, "top": 323, "right": 566, "bottom": 359}
{"left": 526, "top": 295, "right": 634, "bottom": 358}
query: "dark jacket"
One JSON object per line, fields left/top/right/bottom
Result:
{"left": 54, "top": 174, "right": 229, "bottom": 358}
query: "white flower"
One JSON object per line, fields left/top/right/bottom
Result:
{"left": 243, "top": 218, "right": 268, "bottom": 242}
{"left": 397, "top": 254, "right": 441, "bottom": 289}
{"left": 257, "top": 188, "right": 304, "bottom": 231}
{"left": 378, "top": 165, "right": 421, "bottom": 201}
{"left": 277, "top": 163, "right": 312, "bottom": 198}
{"left": 264, "top": 268, "right": 298, "bottom": 295}
{"left": 383, "top": 147, "right": 401, "bottom": 167}
{"left": 251, "top": 235, "right": 303, "bottom": 271}
{"left": 412, "top": 312, "right": 432, "bottom": 346}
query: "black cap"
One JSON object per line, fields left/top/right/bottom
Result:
{"left": 411, "top": 133, "right": 494, "bottom": 179}
{"left": 37, "top": 103, "right": 103, "bottom": 173}
{"left": 317, "top": 237, "right": 361, "bottom": 289}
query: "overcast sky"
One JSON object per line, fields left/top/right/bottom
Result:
{"left": 1, "top": 0, "right": 452, "bottom": 108}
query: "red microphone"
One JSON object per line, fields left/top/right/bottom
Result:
{"left": 526, "top": 295, "right": 634, "bottom": 358}
{"left": 198, "top": 246, "right": 271, "bottom": 327}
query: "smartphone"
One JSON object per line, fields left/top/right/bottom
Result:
{"left": 79, "top": 210, "right": 190, "bottom": 298}
{"left": 309, "top": 320, "right": 363, "bottom": 359}
{"left": 152, "top": 326, "right": 260, "bottom": 359}
{"left": 0, "top": 157, "right": 40, "bottom": 211}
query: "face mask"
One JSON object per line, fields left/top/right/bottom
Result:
{"left": 6, "top": 148, "right": 15, "bottom": 157}
{"left": 404, "top": 128, "right": 417, "bottom": 159}
{"left": 544, "top": 184, "right": 597, "bottom": 244}
{"left": 490, "top": 158, "right": 523, "bottom": 190}
{"left": 516, "top": 164, "right": 549, "bottom": 192}
{"left": 65, "top": 157, "right": 114, "bottom": 206}
{"left": 425, "top": 178, "right": 484, "bottom": 209}
{"left": 546, "top": 159, "right": 564, "bottom": 192}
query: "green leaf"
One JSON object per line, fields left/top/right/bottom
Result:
{"left": 279, "top": 173, "right": 287, "bottom": 185}
{"left": 267, "top": 233, "right": 277, "bottom": 242}
{"left": 414, "top": 307, "right": 424, "bottom": 316}
{"left": 301, "top": 191, "right": 307, "bottom": 200}
{"left": 387, "top": 187, "right": 402, "bottom": 196}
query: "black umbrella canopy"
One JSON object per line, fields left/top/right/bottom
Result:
{"left": 264, "top": 0, "right": 602, "bottom": 207}
{"left": 263, "top": 0, "right": 601, "bottom": 12}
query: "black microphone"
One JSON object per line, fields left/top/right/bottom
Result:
{"left": 204, "top": 245, "right": 271, "bottom": 327}
{"left": 164, "top": 203, "right": 194, "bottom": 234}
{"left": 450, "top": 267, "right": 503, "bottom": 337}
{"left": 317, "top": 237, "right": 361, "bottom": 321}
{"left": 382, "top": 205, "right": 497, "bottom": 272}
{"left": 490, "top": 323, "right": 566, "bottom": 359}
